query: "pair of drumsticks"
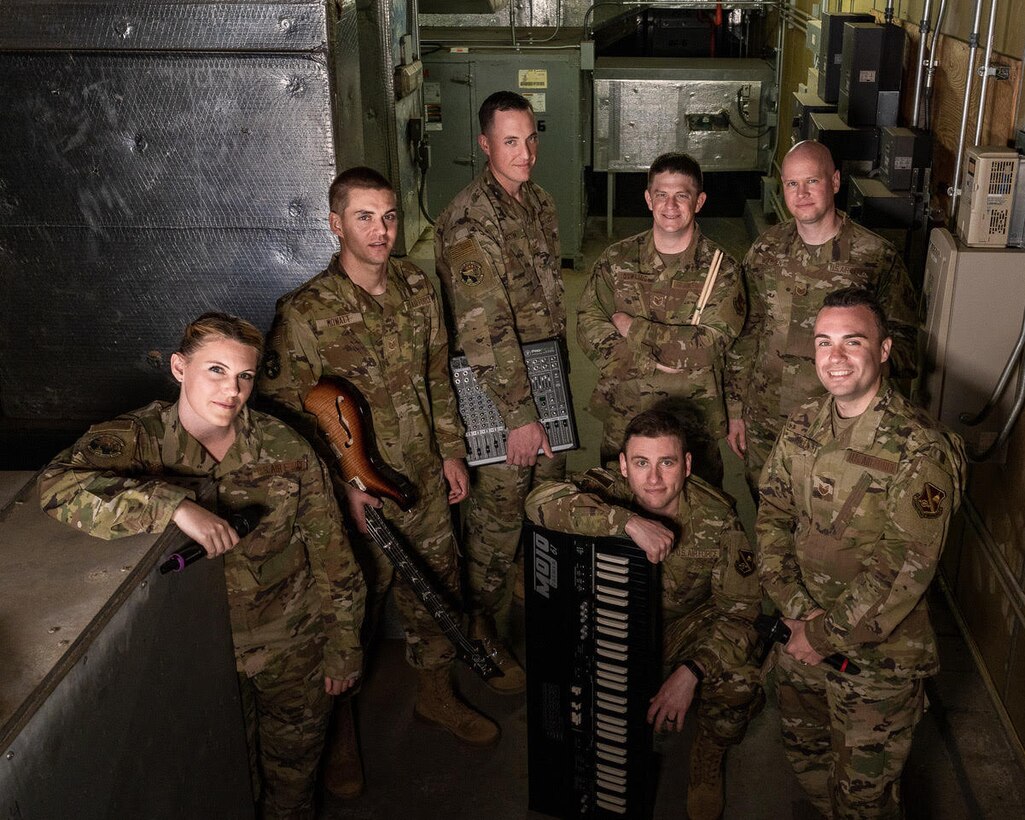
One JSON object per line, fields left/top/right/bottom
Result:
{"left": 689, "top": 248, "right": 724, "bottom": 326}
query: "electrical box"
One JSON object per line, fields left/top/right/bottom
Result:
{"left": 956, "top": 145, "right": 1020, "bottom": 247}
{"left": 838, "top": 23, "right": 906, "bottom": 127}
{"left": 806, "top": 19, "right": 822, "bottom": 58}
{"left": 817, "top": 11, "right": 873, "bottom": 103}
{"left": 880, "top": 126, "right": 933, "bottom": 191}
{"left": 920, "top": 228, "right": 1025, "bottom": 461}
{"left": 1007, "top": 155, "right": 1025, "bottom": 248}
{"left": 422, "top": 32, "right": 587, "bottom": 263}
{"left": 809, "top": 112, "right": 879, "bottom": 163}
{"left": 792, "top": 91, "right": 836, "bottom": 145}
{"left": 848, "top": 176, "right": 916, "bottom": 229}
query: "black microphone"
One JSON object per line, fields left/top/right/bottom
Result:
{"left": 754, "top": 614, "right": 861, "bottom": 675}
{"left": 159, "top": 505, "right": 264, "bottom": 575}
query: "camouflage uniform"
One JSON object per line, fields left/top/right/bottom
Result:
{"left": 525, "top": 468, "right": 762, "bottom": 742}
{"left": 577, "top": 227, "right": 744, "bottom": 485}
{"left": 258, "top": 254, "right": 466, "bottom": 671}
{"left": 434, "top": 167, "right": 566, "bottom": 620}
{"left": 757, "top": 382, "right": 966, "bottom": 818}
{"left": 39, "top": 401, "right": 365, "bottom": 819}
{"left": 726, "top": 212, "right": 919, "bottom": 492}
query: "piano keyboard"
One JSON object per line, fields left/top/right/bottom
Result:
{"left": 523, "top": 525, "right": 660, "bottom": 819}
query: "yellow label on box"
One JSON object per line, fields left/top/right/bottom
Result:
{"left": 518, "top": 69, "right": 548, "bottom": 89}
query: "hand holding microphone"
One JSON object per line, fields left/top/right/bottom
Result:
{"left": 754, "top": 613, "right": 861, "bottom": 675}
{"left": 160, "top": 504, "right": 264, "bottom": 575}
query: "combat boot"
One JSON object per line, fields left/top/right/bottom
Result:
{"left": 413, "top": 667, "right": 500, "bottom": 747}
{"left": 686, "top": 727, "right": 729, "bottom": 820}
{"left": 323, "top": 698, "right": 364, "bottom": 799}
{"left": 469, "top": 614, "right": 527, "bottom": 695}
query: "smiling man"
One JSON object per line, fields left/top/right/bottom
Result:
{"left": 525, "top": 409, "right": 762, "bottom": 820}
{"left": 758, "top": 287, "right": 967, "bottom": 819}
{"left": 259, "top": 166, "right": 498, "bottom": 797}
{"left": 578, "top": 152, "right": 744, "bottom": 486}
{"left": 726, "top": 140, "right": 920, "bottom": 498}
{"left": 434, "top": 91, "right": 565, "bottom": 691}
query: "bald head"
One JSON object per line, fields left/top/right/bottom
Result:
{"left": 783, "top": 140, "right": 836, "bottom": 177}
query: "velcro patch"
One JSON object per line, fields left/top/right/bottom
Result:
{"left": 261, "top": 348, "right": 281, "bottom": 380}
{"left": 447, "top": 238, "right": 479, "bottom": 267}
{"left": 846, "top": 450, "right": 898, "bottom": 474}
{"left": 246, "top": 458, "right": 308, "bottom": 478}
{"left": 460, "top": 259, "right": 484, "bottom": 286}
{"left": 580, "top": 467, "right": 616, "bottom": 490}
{"left": 734, "top": 549, "right": 756, "bottom": 577}
{"left": 315, "top": 313, "right": 362, "bottom": 330}
{"left": 913, "top": 482, "right": 946, "bottom": 518}
{"left": 86, "top": 433, "right": 127, "bottom": 459}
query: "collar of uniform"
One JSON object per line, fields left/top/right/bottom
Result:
{"left": 815, "top": 380, "right": 893, "bottom": 451}
{"left": 163, "top": 400, "right": 255, "bottom": 476}
{"left": 483, "top": 165, "right": 537, "bottom": 217}
{"left": 643, "top": 225, "right": 702, "bottom": 275}
{"left": 328, "top": 253, "right": 408, "bottom": 310}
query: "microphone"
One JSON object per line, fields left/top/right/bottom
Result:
{"left": 754, "top": 614, "right": 861, "bottom": 675}
{"left": 159, "top": 505, "right": 264, "bottom": 575}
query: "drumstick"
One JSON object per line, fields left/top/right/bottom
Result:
{"left": 691, "top": 249, "right": 723, "bottom": 326}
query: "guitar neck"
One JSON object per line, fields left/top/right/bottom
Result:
{"left": 361, "top": 505, "right": 468, "bottom": 647}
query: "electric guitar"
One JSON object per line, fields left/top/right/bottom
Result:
{"left": 303, "top": 376, "right": 503, "bottom": 682}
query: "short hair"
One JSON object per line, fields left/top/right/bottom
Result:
{"left": 621, "top": 410, "right": 689, "bottom": 454}
{"left": 647, "top": 152, "right": 703, "bottom": 193}
{"left": 821, "top": 286, "right": 890, "bottom": 339}
{"left": 478, "top": 90, "right": 533, "bottom": 135}
{"left": 329, "top": 166, "right": 393, "bottom": 215}
{"left": 177, "top": 312, "right": 264, "bottom": 359}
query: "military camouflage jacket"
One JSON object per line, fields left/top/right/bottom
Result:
{"left": 577, "top": 227, "right": 744, "bottom": 437}
{"left": 525, "top": 468, "right": 760, "bottom": 680}
{"left": 434, "top": 167, "right": 564, "bottom": 430}
{"left": 757, "top": 382, "right": 966, "bottom": 681}
{"left": 38, "top": 401, "right": 366, "bottom": 681}
{"left": 258, "top": 254, "right": 466, "bottom": 498}
{"left": 727, "top": 212, "right": 919, "bottom": 430}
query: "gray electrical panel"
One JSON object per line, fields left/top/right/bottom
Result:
{"left": 421, "top": 29, "right": 587, "bottom": 263}
{"left": 593, "top": 58, "right": 775, "bottom": 174}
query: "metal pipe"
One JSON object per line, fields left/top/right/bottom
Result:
{"left": 884, "top": 0, "right": 895, "bottom": 25}
{"left": 510, "top": 1, "right": 517, "bottom": 48}
{"left": 911, "top": 0, "right": 934, "bottom": 127}
{"left": 974, "top": 0, "right": 999, "bottom": 145}
{"left": 923, "top": 0, "right": 949, "bottom": 130}
{"left": 949, "top": 0, "right": 986, "bottom": 222}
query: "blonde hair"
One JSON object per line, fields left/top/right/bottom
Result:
{"left": 177, "top": 312, "right": 265, "bottom": 358}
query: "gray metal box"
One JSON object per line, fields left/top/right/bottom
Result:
{"left": 593, "top": 57, "right": 775, "bottom": 173}
{"left": 792, "top": 91, "right": 837, "bottom": 145}
{"left": 422, "top": 30, "right": 587, "bottom": 263}
{"left": 817, "top": 11, "right": 873, "bottom": 103}
{"left": 880, "top": 126, "right": 933, "bottom": 191}
{"left": 848, "top": 176, "right": 916, "bottom": 229}
{"left": 1008, "top": 156, "right": 1025, "bottom": 247}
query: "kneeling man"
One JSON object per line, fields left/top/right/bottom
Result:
{"left": 525, "top": 410, "right": 762, "bottom": 820}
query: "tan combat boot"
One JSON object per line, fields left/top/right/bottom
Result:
{"left": 469, "top": 614, "right": 527, "bottom": 695}
{"left": 323, "top": 697, "right": 364, "bottom": 799}
{"left": 413, "top": 667, "right": 501, "bottom": 747}
{"left": 686, "top": 727, "right": 729, "bottom": 820}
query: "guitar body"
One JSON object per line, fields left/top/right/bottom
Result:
{"left": 303, "top": 376, "right": 503, "bottom": 682}
{"left": 303, "top": 377, "right": 417, "bottom": 511}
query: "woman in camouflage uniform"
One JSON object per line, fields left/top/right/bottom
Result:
{"left": 39, "top": 313, "right": 366, "bottom": 820}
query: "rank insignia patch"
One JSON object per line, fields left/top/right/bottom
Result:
{"left": 913, "top": 482, "right": 946, "bottom": 518}
{"left": 460, "top": 260, "right": 483, "bottom": 286}
{"left": 262, "top": 349, "right": 281, "bottom": 380}
{"left": 735, "top": 549, "right": 756, "bottom": 577}
{"left": 87, "top": 434, "right": 125, "bottom": 459}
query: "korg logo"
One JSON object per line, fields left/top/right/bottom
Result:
{"left": 533, "top": 534, "right": 558, "bottom": 599}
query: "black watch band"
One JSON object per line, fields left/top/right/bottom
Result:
{"left": 682, "top": 659, "right": 704, "bottom": 685}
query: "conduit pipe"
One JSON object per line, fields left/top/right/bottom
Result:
{"left": 949, "top": 0, "right": 986, "bottom": 222}
{"left": 922, "top": 0, "right": 948, "bottom": 130}
{"left": 911, "top": 0, "right": 933, "bottom": 127}
{"left": 974, "top": 0, "right": 999, "bottom": 145}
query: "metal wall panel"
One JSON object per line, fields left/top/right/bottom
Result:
{"left": 0, "top": 49, "right": 337, "bottom": 421}
{"left": 593, "top": 57, "right": 774, "bottom": 172}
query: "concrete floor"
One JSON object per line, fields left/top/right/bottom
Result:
{"left": 319, "top": 215, "right": 1025, "bottom": 819}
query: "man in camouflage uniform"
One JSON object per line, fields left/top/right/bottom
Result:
{"left": 758, "top": 287, "right": 966, "bottom": 818}
{"left": 525, "top": 410, "right": 762, "bottom": 820}
{"left": 39, "top": 314, "right": 365, "bottom": 819}
{"left": 434, "top": 90, "right": 565, "bottom": 691}
{"left": 259, "top": 167, "right": 498, "bottom": 796}
{"left": 726, "top": 140, "right": 920, "bottom": 496}
{"left": 578, "top": 152, "right": 744, "bottom": 486}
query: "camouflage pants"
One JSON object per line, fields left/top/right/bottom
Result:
{"left": 465, "top": 452, "right": 567, "bottom": 620}
{"left": 664, "top": 600, "right": 763, "bottom": 743}
{"left": 354, "top": 481, "right": 461, "bottom": 671}
{"left": 238, "top": 638, "right": 332, "bottom": 820}
{"left": 600, "top": 410, "right": 724, "bottom": 488}
{"left": 775, "top": 650, "right": 925, "bottom": 819}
